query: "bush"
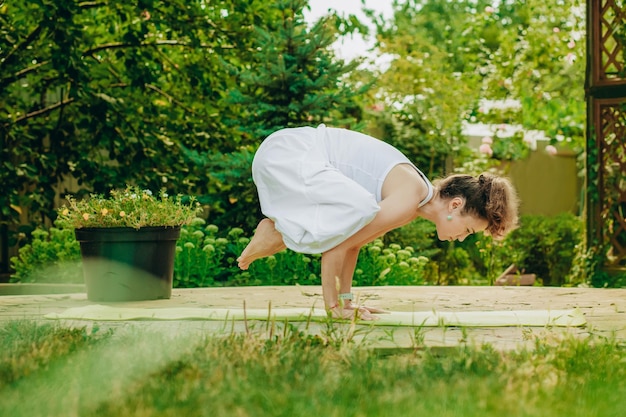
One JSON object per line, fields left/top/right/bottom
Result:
{"left": 353, "top": 240, "right": 429, "bottom": 286}
{"left": 9, "top": 214, "right": 585, "bottom": 288}
{"left": 175, "top": 220, "right": 429, "bottom": 287}
{"left": 502, "top": 213, "right": 584, "bottom": 286}
{"left": 10, "top": 221, "right": 430, "bottom": 287}
{"left": 9, "top": 228, "right": 83, "bottom": 284}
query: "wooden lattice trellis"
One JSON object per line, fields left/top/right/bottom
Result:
{"left": 587, "top": 0, "right": 626, "bottom": 272}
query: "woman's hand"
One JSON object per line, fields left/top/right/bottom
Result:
{"left": 343, "top": 300, "right": 389, "bottom": 315}
{"left": 328, "top": 303, "right": 388, "bottom": 321}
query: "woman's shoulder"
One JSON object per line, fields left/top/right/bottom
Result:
{"left": 382, "top": 164, "right": 429, "bottom": 203}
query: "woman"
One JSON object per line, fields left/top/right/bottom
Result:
{"left": 238, "top": 124, "right": 519, "bottom": 320}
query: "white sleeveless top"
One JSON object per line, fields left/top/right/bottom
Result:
{"left": 320, "top": 125, "right": 434, "bottom": 204}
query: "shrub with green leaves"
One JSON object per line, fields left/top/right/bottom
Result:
{"left": 10, "top": 213, "right": 585, "bottom": 288}
{"left": 354, "top": 240, "right": 428, "bottom": 286}
{"left": 9, "top": 228, "right": 82, "bottom": 284}
{"left": 173, "top": 220, "right": 429, "bottom": 287}
{"left": 11, "top": 219, "right": 430, "bottom": 287}
{"left": 501, "top": 213, "right": 584, "bottom": 286}
{"left": 174, "top": 220, "right": 247, "bottom": 287}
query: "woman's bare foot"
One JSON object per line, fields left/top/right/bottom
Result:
{"left": 237, "top": 218, "right": 287, "bottom": 270}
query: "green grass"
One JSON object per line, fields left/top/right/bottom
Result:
{"left": 0, "top": 321, "right": 624, "bottom": 417}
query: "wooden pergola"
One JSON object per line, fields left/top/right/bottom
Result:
{"left": 586, "top": 0, "right": 626, "bottom": 278}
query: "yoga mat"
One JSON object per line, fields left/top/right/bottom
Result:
{"left": 44, "top": 305, "right": 586, "bottom": 327}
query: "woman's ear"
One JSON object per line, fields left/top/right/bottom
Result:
{"left": 449, "top": 197, "right": 465, "bottom": 211}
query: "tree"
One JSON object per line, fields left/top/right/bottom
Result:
{"left": 0, "top": 1, "right": 256, "bottom": 223}
{"left": 227, "top": 0, "right": 369, "bottom": 140}
{"left": 481, "top": 0, "right": 586, "bottom": 153}
{"left": 356, "top": 0, "right": 492, "bottom": 179}
{"left": 0, "top": 0, "right": 372, "bottom": 272}
{"left": 356, "top": 0, "right": 586, "bottom": 178}
{"left": 186, "top": 0, "right": 373, "bottom": 230}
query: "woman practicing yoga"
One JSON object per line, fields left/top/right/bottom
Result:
{"left": 237, "top": 124, "right": 519, "bottom": 320}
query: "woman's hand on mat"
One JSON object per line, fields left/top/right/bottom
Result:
{"left": 329, "top": 304, "right": 386, "bottom": 321}
{"left": 343, "top": 300, "right": 389, "bottom": 315}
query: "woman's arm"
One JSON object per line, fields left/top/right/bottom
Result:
{"left": 321, "top": 190, "right": 421, "bottom": 319}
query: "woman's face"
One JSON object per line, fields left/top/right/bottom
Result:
{"left": 435, "top": 197, "right": 488, "bottom": 242}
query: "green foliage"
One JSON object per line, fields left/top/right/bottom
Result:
{"left": 357, "top": 0, "right": 494, "bottom": 178}
{"left": 367, "top": 111, "right": 455, "bottom": 179}
{"left": 570, "top": 239, "right": 626, "bottom": 289}
{"left": 353, "top": 240, "right": 428, "bottom": 286}
{"left": 492, "top": 0, "right": 586, "bottom": 148}
{"left": 180, "top": 146, "right": 261, "bottom": 231}
{"left": 2, "top": 321, "right": 625, "bottom": 417}
{"left": 174, "top": 220, "right": 429, "bottom": 287}
{"left": 472, "top": 234, "right": 511, "bottom": 285}
{"left": 356, "top": 0, "right": 586, "bottom": 176}
{"left": 435, "top": 246, "right": 474, "bottom": 285}
{"left": 9, "top": 212, "right": 592, "bottom": 288}
{"left": 1, "top": 0, "right": 244, "bottom": 223}
{"left": 9, "top": 228, "right": 82, "bottom": 283}
{"left": 55, "top": 186, "right": 201, "bottom": 229}
{"left": 226, "top": 0, "right": 368, "bottom": 139}
{"left": 173, "top": 220, "right": 243, "bottom": 287}
{"left": 11, "top": 221, "right": 429, "bottom": 287}
{"left": 0, "top": 321, "right": 111, "bottom": 390}
{"left": 503, "top": 213, "right": 584, "bottom": 286}
{"left": 0, "top": 0, "right": 368, "bottom": 253}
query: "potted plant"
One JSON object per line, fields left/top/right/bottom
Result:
{"left": 56, "top": 186, "right": 201, "bottom": 302}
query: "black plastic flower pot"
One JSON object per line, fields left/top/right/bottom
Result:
{"left": 75, "top": 226, "right": 181, "bottom": 302}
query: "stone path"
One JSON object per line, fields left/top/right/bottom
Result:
{"left": 1, "top": 285, "right": 625, "bottom": 350}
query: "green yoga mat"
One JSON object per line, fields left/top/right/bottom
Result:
{"left": 44, "top": 305, "right": 586, "bottom": 327}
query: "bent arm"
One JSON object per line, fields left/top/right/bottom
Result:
{"left": 321, "top": 193, "right": 418, "bottom": 309}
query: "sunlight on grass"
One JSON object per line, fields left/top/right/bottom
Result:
{"left": 0, "top": 320, "right": 624, "bottom": 417}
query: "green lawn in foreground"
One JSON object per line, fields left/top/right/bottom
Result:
{"left": 0, "top": 321, "right": 624, "bottom": 417}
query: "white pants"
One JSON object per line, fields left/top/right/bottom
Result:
{"left": 252, "top": 126, "right": 380, "bottom": 254}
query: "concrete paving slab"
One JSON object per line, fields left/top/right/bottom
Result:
{"left": 1, "top": 285, "right": 624, "bottom": 350}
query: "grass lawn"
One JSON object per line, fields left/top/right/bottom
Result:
{"left": 0, "top": 320, "right": 624, "bottom": 417}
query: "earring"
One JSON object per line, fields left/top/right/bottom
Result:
{"left": 447, "top": 215, "right": 453, "bottom": 221}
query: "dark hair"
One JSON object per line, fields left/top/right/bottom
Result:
{"left": 436, "top": 173, "right": 519, "bottom": 239}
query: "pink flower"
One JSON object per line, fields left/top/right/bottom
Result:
{"left": 567, "top": 40, "right": 576, "bottom": 49}
{"left": 119, "top": 211, "right": 126, "bottom": 218}
{"left": 479, "top": 143, "right": 493, "bottom": 156}
{"left": 82, "top": 213, "right": 90, "bottom": 221}
{"left": 553, "top": 27, "right": 560, "bottom": 33}
{"left": 485, "top": 6, "right": 495, "bottom": 13}
{"left": 481, "top": 136, "right": 493, "bottom": 145}
{"left": 565, "top": 53, "right": 576, "bottom": 64}
{"left": 545, "top": 145, "right": 558, "bottom": 156}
